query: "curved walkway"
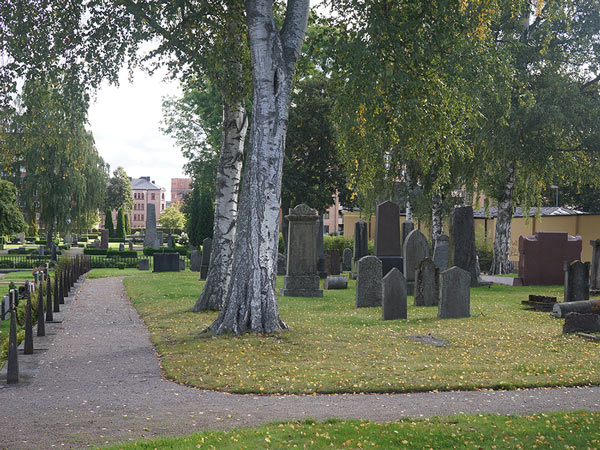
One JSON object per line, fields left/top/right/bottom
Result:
{"left": 1, "top": 277, "right": 599, "bottom": 449}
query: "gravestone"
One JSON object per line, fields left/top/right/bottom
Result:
{"left": 64, "top": 231, "right": 72, "bottom": 244}
{"left": 564, "top": 260, "right": 590, "bottom": 302}
{"left": 190, "top": 250, "right": 202, "bottom": 272}
{"left": 374, "top": 201, "right": 403, "bottom": 276}
{"left": 414, "top": 258, "right": 439, "bottom": 306}
{"left": 156, "top": 231, "right": 164, "bottom": 248}
{"left": 129, "top": 241, "right": 134, "bottom": 251}
{"left": 382, "top": 267, "right": 407, "bottom": 320}
{"left": 119, "top": 243, "right": 125, "bottom": 252}
{"left": 343, "top": 248, "right": 352, "bottom": 272}
{"left": 355, "top": 256, "right": 382, "bottom": 307}
{"left": 200, "top": 237, "right": 212, "bottom": 280}
{"left": 100, "top": 229, "right": 109, "bottom": 250}
{"left": 403, "top": 229, "right": 429, "bottom": 295}
{"left": 351, "top": 221, "right": 369, "bottom": 279}
{"left": 450, "top": 206, "right": 479, "bottom": 286}
{"left": 138, "top": 258, "right": 149, "bottom": 270}
{"left": 517, "top": 232, "right": 582, "bottom": 285}
{"left": 38, "top": 246, "right": 44, "bottom": 256}
{"left": 51, "top": 243, "right": 58, "bottom": 261}
{"left": 179, "top": 258, "right": 185, "bottom": 271}
{"left": 167, "top": 235, "right": 174, "bottom": 248}
{"left": 280, "top": 204, "right": 323, "bottom": 297}
{"left": 144, "top": 204, "right": 159, "bottom": 249}
{"left": 93, "top": 239, "right": 100, "bottom": 249}
{"left": 325, "top": 249, "right": 341, "bottom": 275}
{"left": 438, "top": 266, "right": 471, "bottom": 319}
{"left": 433, "top": 234, "right": 449, "bottom": 271}
{"left": 16, "top": 231, "right": 25, "bottom": 243}
{"left": 563, "top": 312, "right": 600, "bottom": 334}
{"left": 1, "top": 295, "right": 7, "bottom": 321}
{"left": 401, "top": 221, "right": 414, "bottom": 256}
{"left": 316, "top": 217, "right": 326, "bottom": 278}
{"left": 324, "top": 275, "right": 348, "bottom": 290}
{"left": 277, "top": 253, "right": 287, "bottom": 276}
{"left": 590, "top": 240, "right": 600, "bottom": 291}
{"left": 153, "top": 253, "right": 180, "bottom": 272}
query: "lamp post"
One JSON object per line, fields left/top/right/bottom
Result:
{"left": 551, "top": 185, "right": 559, "bottom": 207}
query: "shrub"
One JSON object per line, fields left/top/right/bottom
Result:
{"left": 106, "top": 249, "right": 137, "bottom": 258}
{"left": 108, "top": 237, "right": 125, "bottom": 243}
{"left": 323, "top": 235, "right": 353, "bottom": 253}
{"left": 143, "top": 246, "right": 188, "bottom": 257}
{"left": 83, "top": 248, "right": 108, "bottom": 255}
{"left": 117, "top": 262, "right": 126, "bottom": 270}
{"left": 278, "top": 233, "right": 285, "bottom": 253}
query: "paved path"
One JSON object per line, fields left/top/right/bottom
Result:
{"left": 1, "top": 277, "right": 600, "bottom": 449}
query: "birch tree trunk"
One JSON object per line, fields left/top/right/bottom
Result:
{"left": 405, "top": 170, "right": 413, "bottom": 222}
{"left": 192, "top": 99, "right": 247, "bottom": 311}
{"left": 431, "top": 193, "right": 443, "bottom": 245}
{"left": 490, "top": 160, "right": 515, "bottom": 275}
{"left": 207, "top": 0, "right": 309, "bottom": 335}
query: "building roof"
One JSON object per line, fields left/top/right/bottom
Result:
{"left": 473, "top": 206, "right": 589, "bottom": 219}
{"left": 131, "top": 178, "right": 161, "bottom": 190}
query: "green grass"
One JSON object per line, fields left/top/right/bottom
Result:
{"left": 0, "top": 270, "right": 54, "bottom": 282}
{"left": 87, "top": 268, "right": 151, "bottom": 279}
{"left": 102, "top": 411, "right": 600, "bottom": 449}
{"left": 121, "top": 271, "right": 600, "bottom": 394}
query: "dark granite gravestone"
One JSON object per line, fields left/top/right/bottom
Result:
{"left": 517, "top": 232, "right": 582, "bottom": 285}
{"left": 324, "top": 275, "right": 348, "bottom": 290}
{"left": 153, "top": 253, "right": 180, "bottom": 272}
{"left": 351, "top": 221, "right": 369, "bottom": 279}
{"left": 179, "top": 258, "right": 185, "bottom": 270}
{"left": 343, "top": 248, "right": 352, "bottom": 272}
{"left": 129, "top": 241, "right": 134, "bottom": 251}
{"left": 450, "top": 206, "right": 479, "bottom": 286}
{"left": 315, "top": 217, "right": 326, "bottom": 279}
{"left": 325, "top": 249, "right": 341, "bottom": 275}
{"left": 374, "top": 201, "right": 403, "bottom": 276}
{"left": 277, "top": 253, "right": 287, "bottom": 276}
{"left": 401, "top": 221, "right": 415, "bottom": 256}
{"left": 190, "top": 250, "right": 202, "bottom": 272}
{"left": 355, "top": 256, "right": 382, "bottom": 307}
{"left": 280, "top": 204, "right": 323, "bottom": 297}
{"left": 100, "top": 229, "right": 109, "bottom": 250}
{"left": 563, "top": 312, "right": 600, "bottom": 334}
{"left": 119, "top": 243, "right": 125, "bottom": 252}
{"left": 156, "top": 231, "right": 163, "bottom": 247}
{"left": 36, "top": 284, "right": 45, "bottom": 337}
{"left": 7, "top": 290, "right": 19, "bottom": 383}
{"left": 414, "top": 257, "right": 439, "bottom": 306}
{"left": 433, "top": 234, "right": 449, "bottom": 271}
{"left": 138, "top": 258, "right": 150, "bottom": 270}
{"left": 438, "top": 266, "right": 471, "bottom": 319}
{"left": 200, "top": 237, "right": 212, "bottom": 280}
{"left": 144, "top": 204, "right": 159, "bottom": 249}
{"left": 167, "top": 235, "right": 174, "bottom": 248}
{"left": 382, "top": 267, "right": 407, "bottom": 320}
{"left": 403, "top": 229, "right": 429, "bottom": 295}
{"left": 38, "top": 246, "right": 44, "bottom": 256}
{"left": 51, "top": 243, "right": 58, "bottom": 261}
{"left": 590, "top": 240, "right": 600, "bottom": 291}
{"left": 564, "top": 260, "right": 590, "bottom": 302}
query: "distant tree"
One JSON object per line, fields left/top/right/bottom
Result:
{"left": 159, "top": 205, "right": 186, "bottom": 236}
{"left": 183, "top": 181, "right": 214, "bottom": 247}
{"left": 0, "top": 180, "right": 26, "bottom": 236}
{"left": 104, "top": 209, "right": 114, "bottom": 237}
{"left": 106, "top": 167, "right": 133, "bottom": 212}
{"left": 124, "top": 214, "right": 131, "bottom": 235}
{"left": 115, "top": 208, "right": 126, "bottom": 239}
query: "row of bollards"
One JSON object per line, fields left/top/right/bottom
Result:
{"left": 6, "top": 255, "right": 91, "bottom": 384}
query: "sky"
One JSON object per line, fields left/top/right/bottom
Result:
{"left": 87, "top": 66, "right": 185, "bottom": 201}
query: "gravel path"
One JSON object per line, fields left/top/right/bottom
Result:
{"left": 1, "top": 276, "right": 599, "bottom": 449}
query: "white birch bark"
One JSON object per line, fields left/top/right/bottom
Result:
{"left": 405, "top": 170, "right": 413, "bottom": 222}
{"left": 192, "top": 99, "right": 247, "bottom": 311}
{"left": 431, "top": 193, "right": 443, "bottom": 245}
{"left": 490, "top": 160, "right": 515, "bottom": 275}
{"left": 207, "top": 0, "right": 309, "bottom": 335}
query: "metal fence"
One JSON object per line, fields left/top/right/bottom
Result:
{"left": 0, "top": 254, "right": 191, "bottom": 270}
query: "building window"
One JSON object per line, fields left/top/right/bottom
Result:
{"left": 161, "top": 204, "right": 164, "bottom": 211}
{"left": 141, "top": 214, "right": 144, "bottom": 221}
{"left": 142, "top": 203, "right": 144, "bottom": 210}
{"left": 151, "top": 193, "right": 155, "bottom": 200}
{"left": 142, "top": 193, "right": 144, "bottom": 200}
{"left": 162, "top": 193, "right": 165, "bottom": 200}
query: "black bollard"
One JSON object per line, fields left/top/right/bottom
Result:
{"left": 24, "top": 285, "right": 33, "bottom": 355}
{"left": 54, "top": 271, "right": 61, "bottom": 312}
{"left": 62, "top": 269, "right": 68, "bottom": 300}
{"left": 37, "top": 281, "right": 45, "bottom": 336}
{"left": 59, "top": 271, "right": 65, "bottom": 304}
{"left": 7, "top": 290, "right": 19, "bottom": 384}
{"left": 46, "top": 273, "right": 53, "bottom": 321}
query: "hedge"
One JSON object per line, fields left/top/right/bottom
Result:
{"left": 108, "top": 237, "right": 125, "bottom": 243}
{"left": 107, "top": 249, "right": 137, "bottom": 258}
{"left": 323, "top": 235, "right": 353, "bottom": 253}
{"left": 143, "top": 246, "right": 188, "bottom": 257}
{"left": 7, "top": 248, "right": 38, "bottom": 255}
{"left": 83, "top": 248, "right": 107, "bottom": 255}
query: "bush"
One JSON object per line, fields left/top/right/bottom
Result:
{"left": 117, "top": 262, "right": 126, "bottom": 270}
{"left": 7, "top": 248, "right": 38, "bottom": 255}
{"left": 108, "top": 237, "right": 125, "bottom": 243}
{"left": 323, "top": 235, "right": 353, "bottom": 253}
{"left": 279, "top": 233, "right": 285, "bottom": 253}
{"left": 143, "top": 246, "right": 188, "bottom": 257}
{"left": 107, "top": 249, "right": 137, "bottom": 258}
{"left": 83, "top": 248, "right": 108, "bottom": 255}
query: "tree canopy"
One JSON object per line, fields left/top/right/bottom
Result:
{"left": 0, "top": 180, "right": 26, "bottom": 236}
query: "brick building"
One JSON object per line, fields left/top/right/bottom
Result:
{"left": 171, "top": 178, "right": 192, "bottom": 205}
{"left": 131, "top": 177, "right": 166, "bottom": 228}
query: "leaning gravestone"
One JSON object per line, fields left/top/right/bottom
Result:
{"left": 138, "top": 258, "right": 150, "bottom": 271}
{"left": 343, "top": 248, "right": 352, "bottom": 272}
{"left": 100, "top": 229, "right": 109, "bottom": 250}
{"left": 438, "top": 266, "right": 471, "bottom": 319}
{"left": 403, "top": 229, "right": 429, "bottom": 295}
{"left": 190, "top": 250, "right": 202, "bottom": 272}
{"left": 433, "top": 234, "right": 450, "bottom": 271}
{"left": 382, "top": 267, "right": 407, "bottom": 320}
{"left": 590, "top": 240, "right": 600, "bottom": 291}
{"left": 450, "top": 206, "right": 479, "bottom": 286}
{"left": 315, "top": 217, "right": 326, "bottom": 278}
{"left": 324, "top": 275, "right": 348, "bottom": 290}
{"left": 325, "top": 249, "right": 341, "bottom": 275}
{"left": 401, "top": 221, "right": 414, "bottom": 256}
{"left": 355, "top": 256, "right": 382, "bottom": 307}
{"left": 277, "top": 253, "right": 287, "bottom": 276}
{"left": 374, "top": 200, "right": 403, "bottom": 276}
{"left": 280, "top": 204, "right": 323, "bottom": 297}
{"left": 414, "top": 257, "right": 439, "bottom": 306}
{"left": 144, "top": 204, "right": 159, "bottom": 249}
{"left": 200, "top": 237, "right": 212, "bottom": 280}
{"left": 351, "top": 220, "right": 369, "bottom": 279}
{"left": 153, "top": 253, "right": 180, "bottom": 272}
{"left": 564, "top": 260, "right": 590, "bottom": 302}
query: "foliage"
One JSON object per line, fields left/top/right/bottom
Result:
{"left": 181, "top": 176, "right": 215, "bottom": 247}
{"left": 323, "top": 235, "right": 353, "bottom": 253}
{"left": 106, "top": 167, "right": 133, "bottom": 212}
{"left": 142, "top": 246, "right": 188, "bottom": 257}
{"left": 115, "top": 208, "right": 126, "bottom": 239}
{"left": 542, "top": 182, "right": 600, "bottom": 213}
{"left": 158, "top": 205, "right": 186, "bottom": 235}
{"left": 0, "top": 180, "right": 26, "bottom": 236}
{"left": 104, "top": 209, "right": 114, "bottom": 237}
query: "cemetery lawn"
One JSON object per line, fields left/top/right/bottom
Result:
{"left": 122, "top": 272, "right": 600, "bottom": 395}
{"left": 102, "top": 411, "right": 600, "bottom": 449}
{"left": 87, "top": 268, "right": 151, "bottom": 279}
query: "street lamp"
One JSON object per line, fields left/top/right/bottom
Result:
{"left": 551, "top": 185, "right": 559, "bottom": 207}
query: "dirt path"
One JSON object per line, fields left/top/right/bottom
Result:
{"left": 1, "top": 277, "right": 599, "bottom": 449}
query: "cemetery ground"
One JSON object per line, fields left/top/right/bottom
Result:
{"left": 122, "top": 271, "right": 599, "bottom": 395}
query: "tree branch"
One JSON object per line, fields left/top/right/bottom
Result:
{"left": 581, "top": 73, "right": 600, "bottom": 92}
{"left": 280, "top": 0, "right": 310, "bottom": 73}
